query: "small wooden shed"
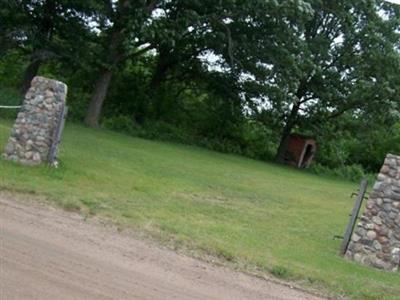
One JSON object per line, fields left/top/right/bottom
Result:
{"left": 283, "top": 134, "right": 316, "bottom": 169}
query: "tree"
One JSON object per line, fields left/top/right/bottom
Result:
{"left": 143, "top": 0, "right": 312, "bottom": 120}
{"left": 1, "top": 0, "right": 98, "bottom": 94}
{"left": 143, "top": 0, "right": 213, "bottom": 119}
{"left": 251, "top": 0, "right": 400, "bottom": 163}
{"left": 0, "top": 1, "right": 25, "bottom": 55}
{"left": 84, "top": 0, "right": 158, "bottom": 127}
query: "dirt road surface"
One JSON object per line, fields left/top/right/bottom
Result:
{"left": 0, "top": 195, "right": 325, "bottom": 300}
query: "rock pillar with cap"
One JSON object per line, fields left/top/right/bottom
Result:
{"left": 345, "top": 154, "right": 400, "bottom": 271}
{"left": 2, "top": 76, "right": 67, "bottom": 165}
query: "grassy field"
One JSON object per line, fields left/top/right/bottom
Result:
{"left": 0, "top": 119, "right": 399, "bottom": 299}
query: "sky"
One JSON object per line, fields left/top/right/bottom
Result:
{"left": 385, "top": 0, "right": 400, "bottom": 5}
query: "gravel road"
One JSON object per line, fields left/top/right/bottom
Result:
{"left": 0, "top": 194, "right": 325, "bottom": 300}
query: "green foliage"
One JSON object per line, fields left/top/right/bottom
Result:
{"left": 140, "top": 121, "right": 194, "bottom": 144}
{"left": 314, "top": 113, "right": 400, "bottom": 172}
{"left": 239, "top": 121, "right": 278, "bottom": 161}
{"left": 309, "top": 163, "right": 375, "bottom": 183}
{"left": 0, "top": 2, "right": 399, "bottom": 298}
{"left": 254, "top": 0, "right": 400, "bottom": 163}
{"left": 346, "top": 120, "right": 400, "bottom": 171}
{"left": 271, "top": 266, "right": 292, "bottom": 279}
{"left": 102, "top": 115, "right": 278, "bottom": 163}
{"left": 0, "top": 86, "right": 22, "bottom": 119}
{"left": 0, "top": 50, "right": 25, "bottom": 87}
{"left": 1, "top": 0, "right": 400, "bottom": 178}
{"left": 102, "top": 115, "right": 138, "bottom": 134}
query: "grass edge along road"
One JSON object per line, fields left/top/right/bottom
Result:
{"left": 0, "top": 120, "right": 399, "bottom": 300}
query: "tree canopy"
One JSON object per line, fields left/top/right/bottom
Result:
{"left": 1, "top": 0, "right": 399, "bottom": 174}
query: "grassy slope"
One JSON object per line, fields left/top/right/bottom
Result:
{"left": 0, "top": 119, "right": 399, "bottom": 299}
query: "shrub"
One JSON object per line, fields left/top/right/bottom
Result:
{"left": 0, "top": 86, "right": 22, "bottom": 119}
{"left": 103, "top": 116, "right": 377, "bottom": 183}
{"left": 140, "top": 121, "right": 194, "bottom": 144}
{"left": 309, "top": 163, "right": 376, "bottom": 183}
{"left": 240, "top": 120, "right": 277, "bottom": 161}
{"left": 271, "top": 265, "right": 291, "bottom": 279}
{"left": 102, "top": 115, "right": 138, "bottom": 134}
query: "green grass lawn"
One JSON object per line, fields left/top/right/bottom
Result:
{"left": 0, "top": 119, "right": 399, "bottom": 299}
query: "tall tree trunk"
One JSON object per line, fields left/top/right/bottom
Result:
{"left": 84, "top": 0, "right": 157, "bottom": 127}
{"left": 21, "top": 59, "right": 41, "bottom": 94}
{"left": 21, "top": 0, "right": 56, "bottom": 94}
{"left": 275, "top": 101, "right": 301, "bottom": 163}
{"left": 85, "top": 28, "right": 122, "bottom": 127}
{"left": 84, "top": 69, "right": 113, "bottom": 127}
{"left": 149, "top": 55, "right": 170, "bottom": 119}
{"left": 150, "top": 59, "right": 168, "bottom": 91}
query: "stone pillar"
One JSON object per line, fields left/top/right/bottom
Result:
{"left": 345, "top": 154, "right": 400, "bottom": 271}
{"left": 2, "top": 76, "right": 67, "bottom": 165}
